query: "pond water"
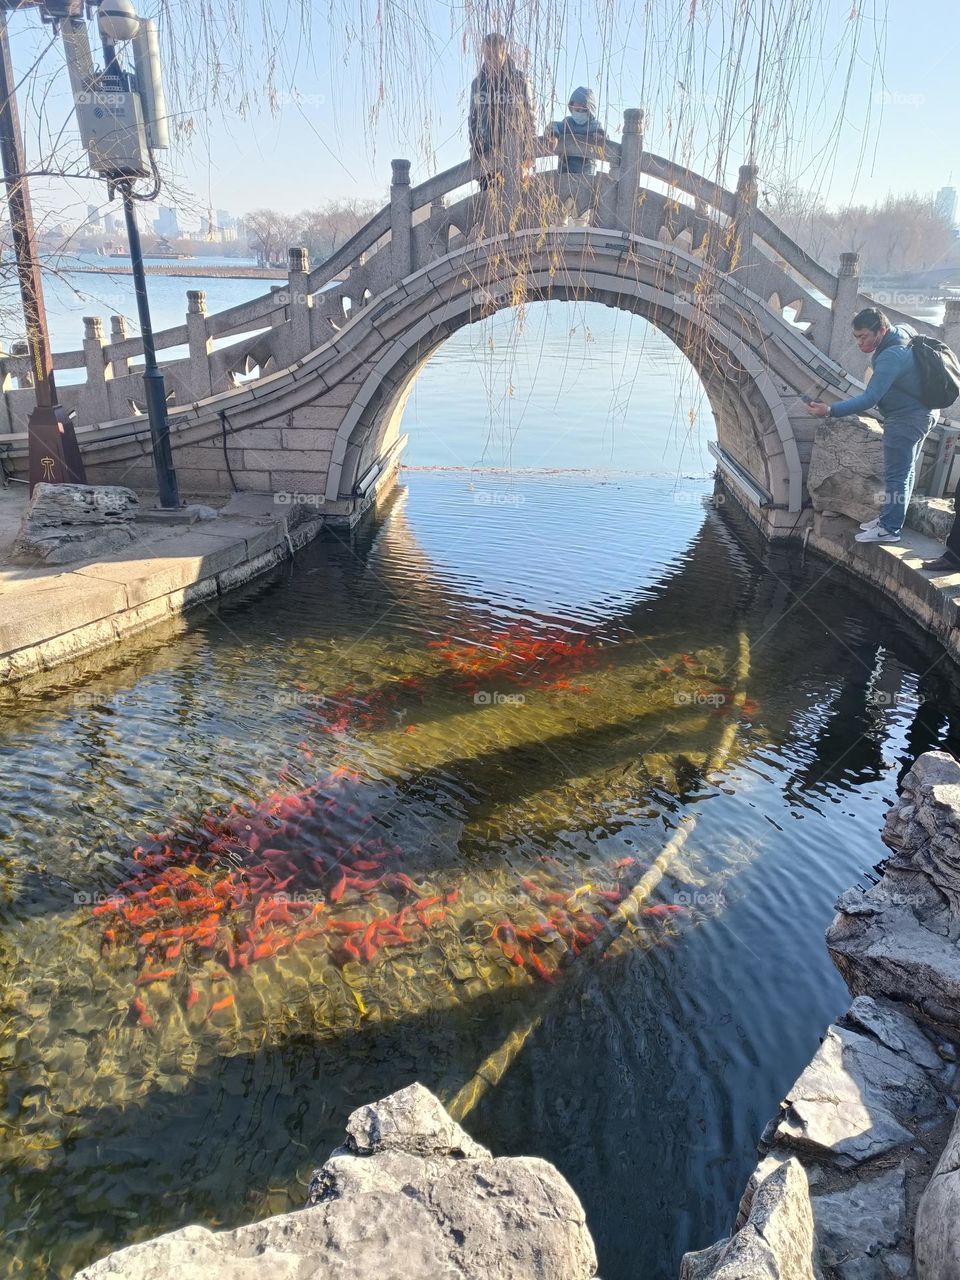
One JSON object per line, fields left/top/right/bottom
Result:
{"left": 2, "top": 304, "right": 960, "bottom": 1279}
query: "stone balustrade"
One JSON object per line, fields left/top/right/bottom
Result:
{"left": 1, "top": 114, "right": 953, "bottom": 445}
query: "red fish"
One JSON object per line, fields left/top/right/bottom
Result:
{"left": 326, "top": 919, "right": 366, "bottom": 934}
{"left": 209, "top": 994, "right": 235, "bottom": 1015}
{"left": 643, "top": 904, "right": 686, "bottom": 918}
{"left": 137, "top": 968, "right": 177, "bottom": 984}
{"left": 528, "top": 952, "right": 557, "bottom": 983}
{"left": 132, "top": 996, "right": 154, "bottom": 1027}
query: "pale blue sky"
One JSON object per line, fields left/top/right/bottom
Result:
{"left": 6, "top": 0, "right": 959, "bottom": 227}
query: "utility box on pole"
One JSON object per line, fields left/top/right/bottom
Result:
{"left": 74, "top": 87, "right": 152, "bottom": 176}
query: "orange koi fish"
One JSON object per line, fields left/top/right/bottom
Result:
{"left": 137, "top": 968, "right": 177, "bottom": 984}
{"left": 132, "top": 996, "right": 154, "bottom": 1027}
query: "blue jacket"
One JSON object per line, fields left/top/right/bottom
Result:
{"left": 548, "top": 115, "right": 606, "bottom": 175}
{"left": 829, "top": 325, "right": 928, "bottom": 419}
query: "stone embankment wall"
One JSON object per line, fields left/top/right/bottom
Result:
{"left": 682, "top": 750, "right": 960, "bottom": 1280}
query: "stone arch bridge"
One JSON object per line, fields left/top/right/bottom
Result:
{"left": 2, "top": 112, "right": 957, "bottom": 536}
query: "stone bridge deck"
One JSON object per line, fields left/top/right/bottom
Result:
{"left": 1, "top": 115, "right": 957, "bottom": 536}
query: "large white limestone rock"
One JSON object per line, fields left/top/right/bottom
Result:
{"left": 72, "top": 1083, "right": 598, "bottom": 1280}
{"left": 13, "top": 482, "right": 139, "bottom": 564}
{"left": 827, "top": 751, "right": 960, "bottom": 1035}
{"left": 915, "top": 1105, "right": 960, "bottom": 1279}
{"left": 680, "top": 1158, "right": 824, "bottom": 1280}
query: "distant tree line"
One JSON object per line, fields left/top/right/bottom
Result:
{"left": 244, "top": 201, "right": 380, "bottom": 268}
{"left": 760, "top": 188, "right": 958, "bottom": 277}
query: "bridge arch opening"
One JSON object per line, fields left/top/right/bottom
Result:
{"left": 392, "top": 299, "right": 716, "bottom": 477}
{"left": 322, "top": 240, "right": 804, "bottom": 524}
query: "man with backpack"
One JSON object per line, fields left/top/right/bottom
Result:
{"left": 807, "top": 307, "right": 941, "bottom": 544}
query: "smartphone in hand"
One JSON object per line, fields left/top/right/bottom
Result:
{"left": 801, "top": 394, "right": 816, "bottom": 405}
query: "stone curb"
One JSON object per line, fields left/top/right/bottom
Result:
{"left": 0, "top": 514, "right": 323, "bottom": 687}
{"left": 803, "top": 515, "right": 960, "bottom": 669}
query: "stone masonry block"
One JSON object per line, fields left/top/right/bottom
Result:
{"left": 216, "top": 470, "right": 271, "bottom": 492}
{"left": 238, "top": 448, "right": 329, "bottom": 471}
{"left": 167, "top": 445, "right": 224, "bottom": 469}
{"left": 281, "top": 427, "right": 339, "bottom": 452}
{"left": 226, "top": 427, "right": 283, "bottom": 449}
{"left": 299, "top": 380, "right": 362, "bottom": 408}
{"left": 165, "top": 468, "right": 225, "bottom": 494}
{"left": 287, "top": 404, "right": 349, "bottom": 432}
{"left": 268, "top": 470, "right": 329, "bottom": 498}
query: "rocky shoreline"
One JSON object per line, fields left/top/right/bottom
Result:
{"left": 72, "top": 752, "right": 960, "bottom": 1279}
{"left": 683, "top": 750, "right": 960, "bottom": 1280}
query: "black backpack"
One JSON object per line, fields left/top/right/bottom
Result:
{"left": 910, "top": 334, "right": 960, "bottom": 409}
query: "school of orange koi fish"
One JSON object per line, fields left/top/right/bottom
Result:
{"left": 91, "top": 624, "right": 753, "bottom": 1029}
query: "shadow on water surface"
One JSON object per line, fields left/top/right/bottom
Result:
{"left": 2, "top": 475, "right": 960, "bottom": 1279}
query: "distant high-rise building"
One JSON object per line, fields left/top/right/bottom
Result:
{"left": 216, "top": 209, "right": 233, "bottom": 231}
{"left": 155, "top": 206, "right": 180, "bottom": 238}
{"left": 936, "top": 186, "right": 958, "bottom": 227}
{"left": 103, "top": 212, "right": 119, "bottom": 235}
{"left": 86, "top": 203, "right": 101, "bottom": 229}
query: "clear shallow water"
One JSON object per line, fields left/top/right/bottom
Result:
{"left": 1, "top": 469, "right": 959, "bottom": 1279}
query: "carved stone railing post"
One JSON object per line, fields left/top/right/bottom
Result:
{"left": 391, "top": 159, "right": 414, "bottom": 279}
{"left": 186, "top": 290, "right": 213, "bottom": 398}
{"left": 829, "top": 252, "right": 862, "bottom": 369}
{"left": 110, "top": 315, "right": 129, "bottom": 377}
{"left": 724, "top": 162, "right": 758, "bottom": 273}
{"left": 82, "top": 316, "right": 111, "bottom": 422}
{"left": 616, "top": 108, "right": 644, "bottom": 233}
{"left": 287, "top": 246, "right": 312, "bottom": 355}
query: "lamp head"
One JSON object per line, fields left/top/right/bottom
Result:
{"left": 98, "top": 0, "right": 140, "bottom": 42}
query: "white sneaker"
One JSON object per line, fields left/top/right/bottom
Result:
{"left": 859, "top": 517, "right": 880, "bottom": 531}
{"left": 855, "top": 525, "right": 900, "bottom": 543}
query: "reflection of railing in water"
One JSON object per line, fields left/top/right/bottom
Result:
{"left": 447, "top": 629, "right": 751, "bottom": 1122}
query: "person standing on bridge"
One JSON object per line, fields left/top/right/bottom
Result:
{"left": 545, "top": 87, "right": 606, "bottom": 176}
{"left": 468, "top": 33, "right": 536, "bottom": 192}
{"left": 807, "top": 307, "right": 936, "bottom": 544}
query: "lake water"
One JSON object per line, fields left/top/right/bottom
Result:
{"left": 1, "top": 286, "right": 958, "bottom": 1278}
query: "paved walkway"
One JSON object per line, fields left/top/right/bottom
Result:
{"left": 0, "top": 487, "right": 321, "bottom": 687}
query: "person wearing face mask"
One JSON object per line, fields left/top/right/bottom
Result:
{"left": 545, "top": 87, "right": 606, "bottom": 176}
